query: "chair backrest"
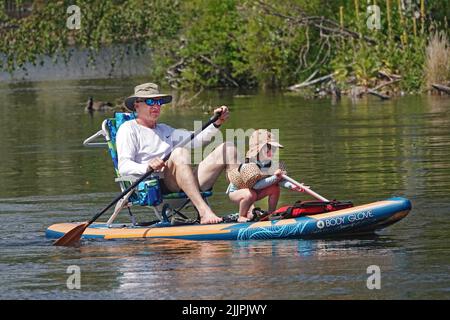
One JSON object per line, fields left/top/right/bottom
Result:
{"left": 104, "top": 112, "right": 137, "bottom": 175}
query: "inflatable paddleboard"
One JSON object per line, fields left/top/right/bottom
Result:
{"left": 46, "top": 197, "right": 411, "bottom": 241}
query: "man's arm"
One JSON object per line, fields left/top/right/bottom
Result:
{"left": 116, "top": 124, "right": 148, "bottom": 176}
{"left": 170, "top": 124, "right": 220, "bottom": 149}
{"left": 169, "top": 106, "right": 228, "bottom": 149}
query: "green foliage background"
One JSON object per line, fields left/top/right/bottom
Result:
{"left": 0, "top": 0, "right": 448, "bottom": 92}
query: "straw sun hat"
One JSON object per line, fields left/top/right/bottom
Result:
{"left": 246, "top": 129, "right": 283, "bottom": 159}
{"left": 124, "top": 83, "right": 172, "bottom": 111}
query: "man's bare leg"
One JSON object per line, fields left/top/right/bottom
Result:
{"left": 162, "top": 147, "right": 222, "bottom": 224}
{"left": 196, "top": 142, "right": 239, "bottom": 190}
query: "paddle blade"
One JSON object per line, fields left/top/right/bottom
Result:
{"left": 53, "top": 222, "right": 89, "bottom": 246}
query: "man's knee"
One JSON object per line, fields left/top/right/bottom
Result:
{"left": 222, "top": 141, "right": 237, "bottom": 154}
{"left": 170, "top": 147, "right": 191, "bottom": 165}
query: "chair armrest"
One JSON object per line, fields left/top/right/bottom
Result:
{"left": 83, "top": 129, "right": 107, "bottom": 147}
{"left": 115, "top": 176, "right": 139, "bottom": 183}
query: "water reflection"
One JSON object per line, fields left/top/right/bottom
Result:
{"left": 28, "top": 236, "right": 395, "bottom": 299}
{"left": 1, "top": 81, "right": 450, "bottom": 299}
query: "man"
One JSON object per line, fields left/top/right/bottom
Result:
{"left": 116, "top": 83, "right": 238, "bottom": 224}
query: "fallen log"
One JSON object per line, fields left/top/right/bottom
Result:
{"left": 367, "top": 89, "right": 390, "bottom": 100}
{"left": 364, "top": 78, "right": 401, "bottom": 100}
{"left": 432, "top": 84, "right": 450, "bottom": 95}
{"left": 372, "top": 78, "right": 401, "bottom": 91}
{"left": 378, "top": 70, "right": 402, "bottom": 81}
{"left": 303, "top": 70, "right": 319, "bottom": 84}
{"left": 289, "top": 73, "right": 335, "bottom": 91}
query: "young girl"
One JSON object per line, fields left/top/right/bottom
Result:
{"left": 226, "top": 129, "right": 299, "bottom": 222}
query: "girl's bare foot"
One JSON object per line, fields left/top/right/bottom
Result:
{"left": 237, "top": 216, "right": 250, "bottom": 223}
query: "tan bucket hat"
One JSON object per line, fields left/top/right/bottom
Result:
{"left": 124, "top": 83, "right": 172, "bottom": 111}
{"left": 246, "top": 129, "right": 283, "bottom": 159}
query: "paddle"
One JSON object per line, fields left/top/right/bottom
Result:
{"left": 54, "top": 111, "right": 223, "bottom": 246}
{"left": 281, "top": 174, "right": 330, "bottom": 202}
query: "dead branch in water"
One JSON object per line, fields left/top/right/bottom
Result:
{"left": 367, "top": 89, "right": 390, "bottom": 100}
{"left": 288, "top": 72, "right": 335, "bottom": 91}
{"left": 432, "top": 84, "right": 450, "bottom": 95}
{"left": 302, "top": 69, "right": 319, "bottom": 84}
{"left": 365, "top": 78, "right": 402, "bottom": 100}
{"left": 372, "top": 78, "right": 401, "bottom": 91}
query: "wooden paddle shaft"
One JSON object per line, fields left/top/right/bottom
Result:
{"left": 282, "top": 174, "right": 329, "bottom": 202}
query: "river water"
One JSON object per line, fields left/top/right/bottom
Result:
{"left": 0, "top": 78, "right": 449, "bottom": 299}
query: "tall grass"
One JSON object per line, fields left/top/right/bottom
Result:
{"left": 425, "top": 31, "right": 450, "bottom": 89}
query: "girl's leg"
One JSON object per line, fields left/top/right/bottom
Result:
{"left": 255, "top": 184, "right": 281, "bottom": 213}
{"left": 228, "top": 189, "right": 257, "bottom": 222}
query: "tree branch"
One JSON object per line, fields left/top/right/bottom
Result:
{"left": 198, "top": 54, "right": 239, "bottom": 87}
{"left": 432, "top": 84, "right": 450, "bottom": 95}
{"left": 256, "top": 0, "right": 377, "bottom": 45}
{"left": 288, "top": 72, "right": 335, "bottom": 91}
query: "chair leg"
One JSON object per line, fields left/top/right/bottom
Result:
{"left": 174, "top": 198, "right": 206, "bottom": 222}
{"left": 106, "top": 190, "right": 134, "bottom": 226}
{"left": 151, "top": 207, "right": 164, "bottom": 222}
{"left": 127, "top": 207, "right": 137, "bottom": 226}
{"left": 161, "top": 203, "right": 171, "bottom": 223}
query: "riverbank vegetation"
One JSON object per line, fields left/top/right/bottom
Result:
{"left": 0, "top": 0, "right": 449, "bottom": 97}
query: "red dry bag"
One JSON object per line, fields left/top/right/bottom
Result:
{"left": 261, "top": 200, "right": 354, "bottom": 221}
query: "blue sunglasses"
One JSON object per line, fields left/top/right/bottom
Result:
{"left": 138, "top": 98, "right": 165, "bottom": 107}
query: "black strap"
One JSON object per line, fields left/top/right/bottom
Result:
{"left": 293, "top": 201, "right": 330, "bottom": 208}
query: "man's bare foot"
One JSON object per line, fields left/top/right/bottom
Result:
{"left": 200, "top": 209, "right": 223, "bottom": 224}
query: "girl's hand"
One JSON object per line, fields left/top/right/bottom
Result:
{"left": 274, "top": 169, "right": 283, "bottom": 178}
{"left": 275, "top": 169, "right": 287, "bottom": 177}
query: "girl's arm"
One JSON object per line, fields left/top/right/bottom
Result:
{"left": 253, "top": 176, "right": 298, "bottom": 190}
{"left": 253, "top": 175, "right": 279, "bottom": 189}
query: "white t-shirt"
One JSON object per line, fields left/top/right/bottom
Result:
{"left": 116, "top": 120, "right": 219, "bottom": 177}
